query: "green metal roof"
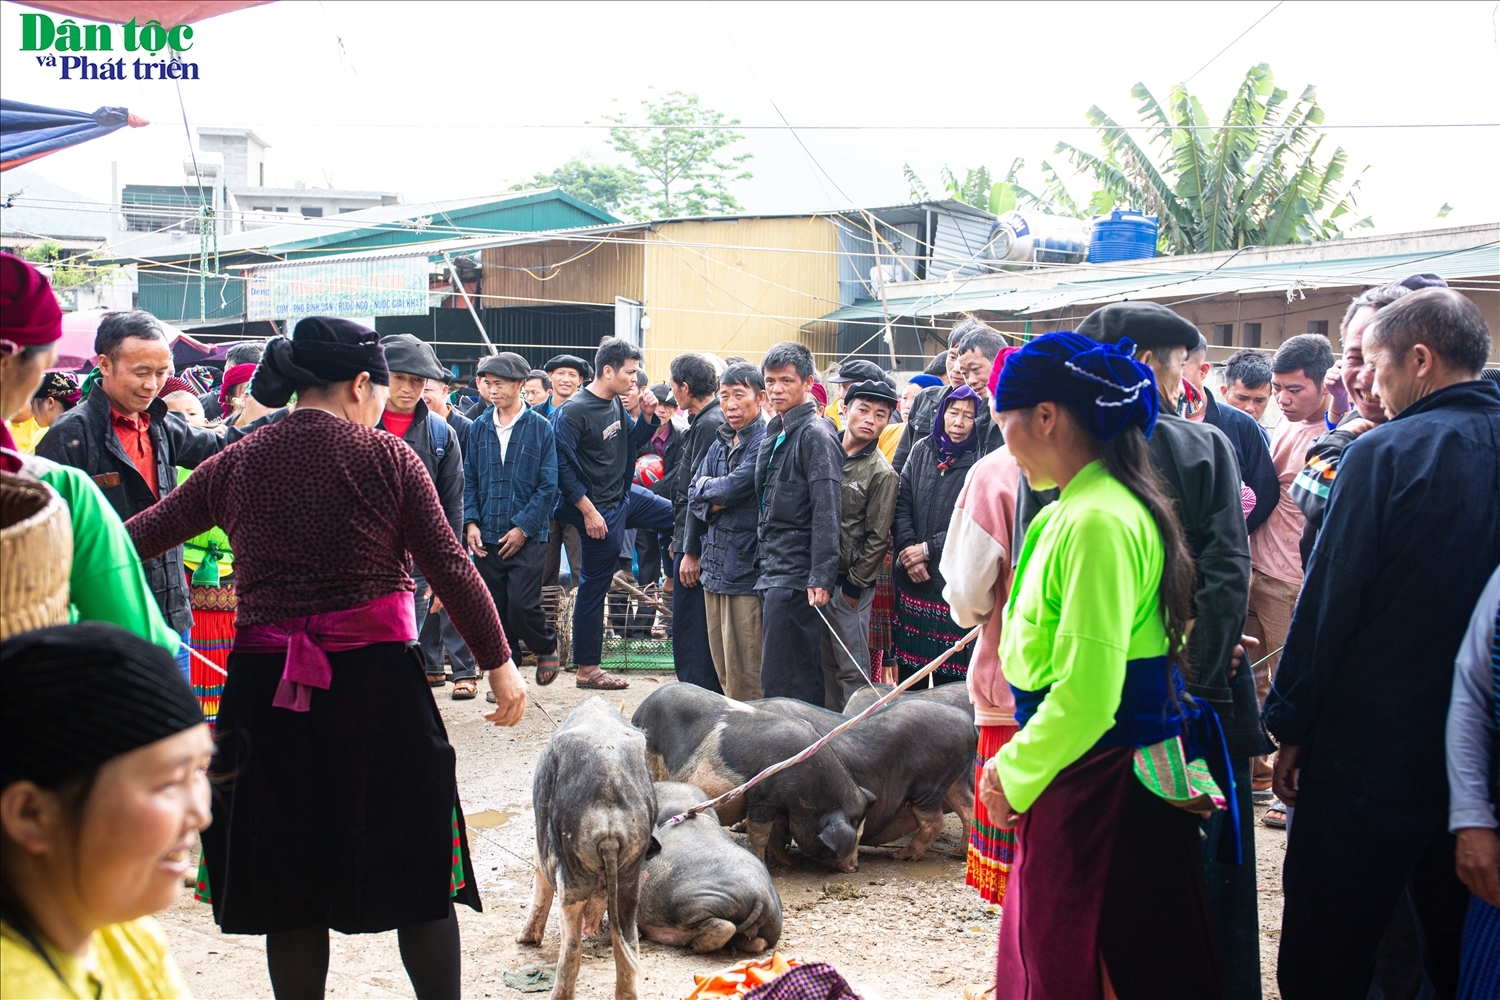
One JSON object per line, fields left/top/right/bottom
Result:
{"left": 117, "top": 188, "right": 619, "bottom": 266}
{"left": 817, "top": 239, "right": 1500, "bottom": 324}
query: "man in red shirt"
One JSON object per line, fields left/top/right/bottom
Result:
{"left": 36, "top": 311, "right": 225, "bottom": 678}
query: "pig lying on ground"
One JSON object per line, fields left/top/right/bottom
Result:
{"left": 637, "top": 781, "right": 783, "bottom": 953}
{"left": 631, "top": 684, "right": 874, "bottom": 873}
{"left": 518, "top": 697, "right": 658, "bottom": 1000}
{"left": 754, "top": 697, "right": 976, "bottom": 860}
{"left": 843, "top": 679, "right": 976, "bottom": 722}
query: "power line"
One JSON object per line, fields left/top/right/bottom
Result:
{"left": 97, "top": 121, "right": 1500, "bottom": 132}
{"left": 1185, "top": 1, "right": 1285, "bottom": 84}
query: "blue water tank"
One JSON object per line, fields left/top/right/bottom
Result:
{"left": 1088, "top": 210, "right": 1158, "bottom": 263}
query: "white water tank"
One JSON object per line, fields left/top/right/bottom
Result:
{"left": 987, "top": 212, "right": 1091, "bottom": 266}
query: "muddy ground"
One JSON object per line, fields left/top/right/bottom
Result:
{"left": 159, "top": 669, "right": 1289, "bottom": 999}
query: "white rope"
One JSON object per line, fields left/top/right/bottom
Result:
{"left": 183, "top": 641, "right": 228, "bottom": 677}
{"left": 814, "top": 601, "right": 878, "bottom": 694}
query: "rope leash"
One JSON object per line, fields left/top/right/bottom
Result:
{"left": 659, "top": 624, "right": 982, "bottom": 828}
{"left": 813, "top": 601, "right": 878, "bottom": 694}
{"left": 183, "top": 641, "right": 229, "bottom": 678}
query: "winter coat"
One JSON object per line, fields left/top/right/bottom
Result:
{"left": 378, "top": 401, "right": 464, "bottom": 539}
{"left": 674, "top": 399, "right": 725, "bottom": 555}
{"left": 893, "top": 434, "right": 980, "bottom": 594}
{"left": 754, "top": 401, "right": 843, "bottom": 592}
{"left": 463, "top": 404, "right": 559, "bottom": 545}
{"left": 1265, "top": 379, "right": 1500, "bottom": 807}
{"left": 837, "top": 439, "right": 897, "bottom": 599}
{"left": 36, "top": 386, "right": 224, "bottom": 632}
{"left": 689, "top": 418, "right": 766, "bottom": 595}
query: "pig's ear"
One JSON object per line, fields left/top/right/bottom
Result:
{"left": 646, "top": 834, "right": 663, "bottom": 860}
{"left": 858, "top": 786, "right": 877, "bottom": 810}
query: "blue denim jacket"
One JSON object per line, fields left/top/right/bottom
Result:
{"left": 463, "top": 404, "right": 559, "bottom": 544}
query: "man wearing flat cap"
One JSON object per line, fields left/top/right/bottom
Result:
{"left": 821, "top": 379, "right": 898, "bottom": 708}
{"left": 377, "top": 334, "right": 479, "bottom": 697}
{"left": 824, "top": 359, "right": 905, "bottom": 463}
{"left": 535, "top": 354, "right": 592, "bottom": 419}
{"left": 464, "top": 352, "right": 562, "bottom": 686}
{"left": 1075, "top": 300, "right": 1270, "bottom": 1000}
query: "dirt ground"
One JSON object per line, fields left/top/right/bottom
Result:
{"left": 158, "top": 669, "right": 1290, "bottom": 999}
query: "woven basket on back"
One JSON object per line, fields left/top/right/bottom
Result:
{"left": 0, "top": 473, "right": 72, "bottom": 641}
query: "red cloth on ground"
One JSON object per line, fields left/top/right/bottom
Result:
{"left": 994, "top": 745, "right": 1223, "bottom": 999}
{"left": 381, "top": 409, "right": 415, "bottom": 440}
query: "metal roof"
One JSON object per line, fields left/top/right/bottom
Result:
{"left": 116, "top": 188, "right": 622, "bottom": 264}
{"left": 816, "top": 228, "right": 1500, "bottom": 324}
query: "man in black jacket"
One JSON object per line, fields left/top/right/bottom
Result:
{"left": 1079, "top": 302, "right": 1270, "bottom": 1000}
{"left": 667, "top": 353, "right": 725, "bottom": 692}
{"left": 36, "top": 310, "right": 226, "bottom": 679}
{"left": 1265, "top": 289, "right": 1500, "bottom": 999}
{"left": 755, "top": 341, "right": 843, "bottom": 705}
{"left": 1183, "top": 335, "right": 1279, "bottom": 534}
{"left": 376, "top": 334, "right": 478, "bottom": 698}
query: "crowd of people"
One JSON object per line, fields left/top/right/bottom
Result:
{"left": 0, "top": 243, "right": 1497, "bottom": 1000}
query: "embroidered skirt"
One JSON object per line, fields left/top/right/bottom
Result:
{"left": 966, "top": 724, "right": 1018, "bottom": 905}
{"left": 867, "top": 554, "right": 895, "bottom": 680}
{"left": 994, "top": 745, "right": 1222, "bottom": 999}
{"left": 893, "top": 577, "right": 971, "bottom": 682}
{"left": 201, "top": 641, "right": 480, "bottom": 935}
{"left": 187, "top": 583, "right": 235, "bottom": 727}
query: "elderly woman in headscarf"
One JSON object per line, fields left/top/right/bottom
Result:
{"left": 125, "top": 317, "right": 528, "bottom": 999}
{"left": 891, "top": 383, "right": 989, "bottom": 683}
{"left": 978, "top": 332, "right": 1228, "bottom": 999}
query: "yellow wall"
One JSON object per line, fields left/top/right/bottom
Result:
{"left": 479, "top": 234, "right": 644, "bottom": 308}
{"left": 641, "top": 217, "right": 840, "bottom": 375}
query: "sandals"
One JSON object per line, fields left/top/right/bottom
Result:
{"left": 1262, "top": 798, "right": 1287, "bottom": 829}
{"left": 576, "top": 670, "right": 629, "bottom": 690}
{"left": 451, "top": 678, "right": 477, "bottom": 700}
{"left": 535, "top": 654, "right": 561, "bottom": 687}
{"left": 427, "top": 673, "right": 447, "bottom": 688}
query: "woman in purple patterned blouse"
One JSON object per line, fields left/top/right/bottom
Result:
{"left": 127, "top": 318, "right": 526, "bottom": 999}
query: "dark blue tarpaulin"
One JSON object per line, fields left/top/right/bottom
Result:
{"left": 1, "top": 98, "right": 146, "bottom": 171}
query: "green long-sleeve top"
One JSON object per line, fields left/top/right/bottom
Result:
{"left": 21, "top": 454, "right": 181, "bottom": 653}
{"left": 994, "top": 460, "right": 1168, "bottom": 813}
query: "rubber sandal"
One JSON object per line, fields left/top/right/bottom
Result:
{"left": 535, "top": 654, "right": 561, "bottom": 687}
{"left": 427, "top": 673, "right": 447, "bottom": 688}
{"left": 451, "top": 678, "right": 477, "bottom": 700}
{"left": 576, "top": 671, "right": 629, "bottom": 690}
{"left": 1262, "top": 799, "right": 1287, "bottom": 829}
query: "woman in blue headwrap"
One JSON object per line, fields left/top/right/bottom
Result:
{"left": 978, "top": 332, "right": 1225, "bottom": 998}
{"left": 891, "top": 383, "right": 989, "bottom": 683}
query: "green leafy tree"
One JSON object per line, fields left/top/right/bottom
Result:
{"left": 1057, "top": 63, "right": 1373, "bottom": 253}
{"left": 604, "top": 91, "right": 753, "bottom": 218}
{"left": 19, "top": 240, "right": 113, "bottom": 291}
{"left": 901, "top": 158, "right": 1082, "bottom": 217}
{"left": 513, "top": 156, "right": 642, "bottom": 217}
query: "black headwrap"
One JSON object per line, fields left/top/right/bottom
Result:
{"left": 250, "top": 316, "right": 389, "bottom": 407}
{"left": 1, "top": 623, "right": 204, "bottom": 790}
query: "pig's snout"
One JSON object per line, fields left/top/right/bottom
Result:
{"left": 836, "top": 853, "right": 860, "bottom": 873}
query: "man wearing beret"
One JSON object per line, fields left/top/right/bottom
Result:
{"left": 535, "top": 354, "right": 591, "bottom": 419}
{"left": 821, "top": 379, "right": 898, "bottom": 709}
{"left": 376, "top": 334, "right": 480, "bottom": 697}
{"left": 1076, "top": 301, "right": 1269, "bottom": 1000}
{"left": 825, "top": 358, "right": 905, "bottom": 463}
{"left": 464, "top": 352, "right": 562, "bottom": 686}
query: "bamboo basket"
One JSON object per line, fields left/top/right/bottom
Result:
{"left": 0, "top": 474, "right": 72, "bottom": 640}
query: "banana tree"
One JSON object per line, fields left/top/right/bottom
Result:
{"left": 1056, "top": 63, "right": 1373, "bottom": 254}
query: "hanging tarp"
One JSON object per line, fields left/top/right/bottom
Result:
{"left": 13, "top": 2, "right": 271, "bottom": 25}
{"left": 0, "top": 99, "right": 148, "bottom": 172}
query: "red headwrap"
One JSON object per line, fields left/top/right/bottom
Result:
{"left": 809, "top": 381, "right": 828, "bottom": 409}
{"left": 159, "top": 377, "right": 195, "bottom": 398}
{"left": 218, "top": 363, "right": 256, "bottom": 407}
{"left": 986, "top": 346, "right": 1022, "bottom": 405}
{"left": 0, "top": 252, "right": 63, "bottom": 349}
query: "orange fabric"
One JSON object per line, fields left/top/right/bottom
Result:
{"left": 111, "top": 408, "right": 158, "bottom": 497}
{"left": 685, "top": 952, "right": 801, "bottom": 999}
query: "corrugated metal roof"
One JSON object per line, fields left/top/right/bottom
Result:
{"left": 816, "top": 236, "right": 1500, "bottom": 324}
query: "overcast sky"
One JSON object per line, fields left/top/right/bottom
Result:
{"left": 3, "top": 0, "right": 1498, "bottom": 235}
